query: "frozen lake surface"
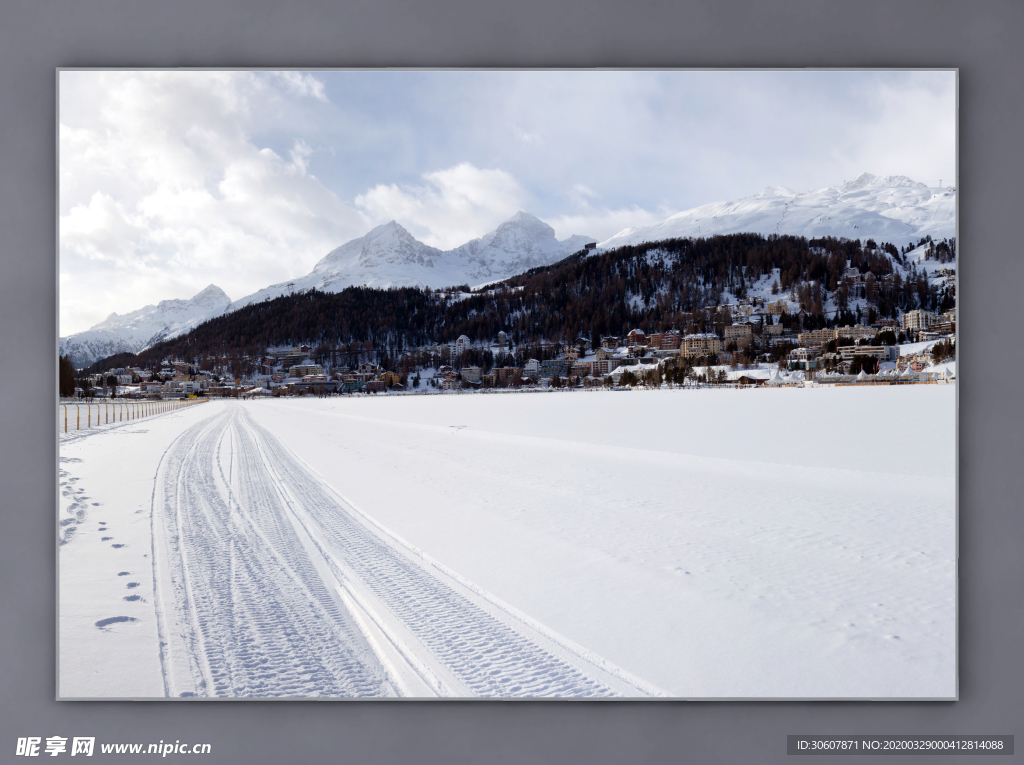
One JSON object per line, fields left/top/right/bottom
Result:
{"left": 59, "top": 386, "right": 956, "bottom": 698}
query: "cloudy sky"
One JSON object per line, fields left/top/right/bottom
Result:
{"left": 59, "top": 69, "right": 956, "bottom": 335}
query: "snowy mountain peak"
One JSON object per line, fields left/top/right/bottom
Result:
{"left": 368, "top": 220, "right": 412, "bottom": 239}
{"left": 753, "top": 186, "right": 798, "bottom": 198}
{"left": 191, "top": 284, "right": 232, "bottom": 306}
{"left": 311, "top": 220, "right": 443, "bottom": 275}
{"left": 450, "top": 212, "right": 591, "bottom": 282}
{"left": 479, "top": 211, "right": 557, "bottom": 250}
{"left": 840, "top": 173, "right": 927, "bottom": 192}
{"left": 227, "top": 212, "right": 595, "bottom": 310}
{"left": 503, "top": 210, "right": 553, "bottom": 230}
{"left": 61, "top": 284, "right": 233, "bottom": 367}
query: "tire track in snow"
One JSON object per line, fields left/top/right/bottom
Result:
{"left": 155, "top": 402, "right": 651, "bottom": 697}
{"left": 237, "top": 406, "right": 637, "bottom": 698}
{"left": 153, "top": 406, "right": 390, "bottom": 697}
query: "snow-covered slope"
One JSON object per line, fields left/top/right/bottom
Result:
{"left": 60, "top": 285, "right": 232, "bottom": 367}
{"left": 599, "top": 174, "right": 956, "bottom": 250}
{"left": 230, "top": 213, "right": 593, "bottom": 310}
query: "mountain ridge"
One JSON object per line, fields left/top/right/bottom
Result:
{"left": 60, "top": 285, "right": 232, "bottom": 367}
{"left": 598, "top": 173, "right": 955, "bottom": 250}
{"left": 61, "top": 175, "right": 957, "bottom": 367}
{"left": 227, "top": 211, "right": 594, "bottom": 311}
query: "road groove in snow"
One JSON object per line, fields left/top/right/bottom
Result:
{"left": 152, "top": 402, "right": 648, "bottom": 697}
{"left": 153, "top": 408, "right": 389, "bottom": 697}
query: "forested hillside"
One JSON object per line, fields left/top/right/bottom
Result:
{"left": 87, "top": 232, "right": 955, "bottom": 372}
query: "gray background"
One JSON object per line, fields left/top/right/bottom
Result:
{"left": 2, "top": 1, "right": 1021, "bottom": 762}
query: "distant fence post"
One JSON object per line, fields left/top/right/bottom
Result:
{"left": 61, "top": 404, "right": 67, "bottom": 433}
{"left": 75, "top": 404, "right": 80, "bottom": 430}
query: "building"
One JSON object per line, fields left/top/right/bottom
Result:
{"left": 897, "top": 356, "right": 929, "bottom": 373}
{"left": 288, "top": 364, "right": 319, "bottom": 378}
{"left": 660, "top": 330, "right": 682, "bottom": 350}
{"left": 571, "top": 361, "right": 592, "bottom": 377}
{"left": 539, "top": 359, "right": 570, "bottom": 378}
{"left": 496, "top": 330, "right": 509, "bottom": 347}
{"left": 797, "top": 328, "right": 835, "bottom": 346}
{"left": 289, "top": 363, "right": 324, "bottom": 378}
{"left": 835, "top": 325, "right": 875, "bottom": 341}
{"left": 340, "top": 376, "right": 364, "bottom": 393}
{"left": 626, "top": 329, "right": 647, "bottom": 346}
{"left": 837, "top": 345, "right": 895, "bottom": 362}
{"left": 523, "top": 359, "right": 540, "bottom": 376}
{"left": 461, "top": 366, "right": 482, "bottom": 384}
{"left": 381, "top": 371, "right": 402, "bottom": 387}
{"left": 451, "top": 335, "right": 471, "bottom": 359}
{"left": 723, "top": 324, "right": 753, "bottom": 347}
{"left": 591, "top": 358, "right": 620, "bottom": 376}
{"left": 647, "top": 332, "right": 665, "bottom": 349}
{"left": 788, "top": 347, "right": 820, "bottom": 370}
{"left": 767, "top": 300, "right": 789, "bottom": 315}
{"left": 681, "top": 333, "right": 722, "bottom": 358}
{"left": 494, "top": 366, "right": 521, "bottom": 385}
{"left": 902, "top": 309, "right": 937, "bottom": 331}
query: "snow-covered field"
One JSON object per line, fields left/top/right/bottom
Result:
{"left": 59, "top": 387, "right": 956, "bottom": 699}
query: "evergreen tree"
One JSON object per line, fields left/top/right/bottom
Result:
{"left": 58, "top": 355, "right": 75, "bottom": 397}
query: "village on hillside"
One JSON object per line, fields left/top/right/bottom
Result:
{"left": 66, "top": 293, "right": 956, "bottom": 400}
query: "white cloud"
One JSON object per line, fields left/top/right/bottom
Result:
{"left": 59, "top": 71, "right": 367, "bottom": 335}
{"left": 835, "top": 73, "right": 957, "bottom": 187}
{"left": 269, "top": 71, "right": 329, "bottom": 102}
{"left": 547, "top": 206, "right": 669, "bottom": 243}
{"left": 289, "top": 139, "right": 314, "bottom": 173}
{"left": 58, "top": 70, "right": 956, "bottom": 336}
{"left": 514, "top": 127, "right": 543, "bottom": 145}
{"left": 355, "top": 162, "right": 531, "bottom": 249}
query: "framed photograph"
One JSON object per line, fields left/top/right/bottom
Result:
{"left": 58, "top": 69, "right": 956, "bottom": 699}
